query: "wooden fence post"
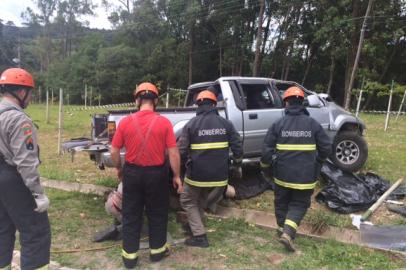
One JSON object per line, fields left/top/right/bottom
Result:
{"left": 58, "top": 88, "right": 64, "bottom": 155}
{"left": 85, "top": 84, "right": 88, "bottom": 109}
{"left": 46, "top": 89, "right": 50, "bottom": 124}
{"left": 166, "top": 90, "right": 170, "bottom": 108}
{"left": 90, "top": 86, "right": 93, "bottom": 106}
{"left": 384, "top": 80, "right": 394, "bottom": 131}
{"left": 355, "top": 77, "right": 365, "bottom": 118}
{"left": 395, "top": 90, "right": 406, "bottom": 122}
{"left": 38, "top": 86, "right": 41, "bottom": 104}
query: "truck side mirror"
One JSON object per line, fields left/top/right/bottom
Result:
{"left": 307, "top": 94, "right": 323, "bottom": 107}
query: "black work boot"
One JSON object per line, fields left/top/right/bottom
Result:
{"left": 93, "top": 225, "right": 119, "bottom": 242}
{"left": 123, "top": 257, "right": 138, "bottom": 269}
{"left": 276, "top": 227, "right": 283, "bottom": 237}
{"left": 150, "top": 247, "right": 170, "bottom": 262}
{"left": 185, "top": 234, "right": 209, "bottom": 248}
{"left": 279, "top": 233, "right": 295, "bottom": 252}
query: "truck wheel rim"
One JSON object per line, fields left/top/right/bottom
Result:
{"left": 336, "top": 140, "right": 359, "bottom": 165}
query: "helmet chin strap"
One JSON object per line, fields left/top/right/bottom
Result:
{"left": 7, "top": 89, "right": 31, "bottom": 109}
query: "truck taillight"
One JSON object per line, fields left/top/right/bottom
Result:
{"left": 107, "top": 121, "right": 116, "bottom": 142}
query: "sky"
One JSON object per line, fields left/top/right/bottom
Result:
{"left": 0, "top": 0, "right": 112, "bottom": 29}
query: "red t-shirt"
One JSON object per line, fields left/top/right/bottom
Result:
{"left": 111, "top": 110, "right": 177, "bottom": 166}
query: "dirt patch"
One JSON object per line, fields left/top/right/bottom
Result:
{"left": 266, "top": 253, "right": 287, "bottom": 266}
{"left": 370, "top": 200, "right": 406, "bottom": 225}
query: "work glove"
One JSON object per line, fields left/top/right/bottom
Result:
{"left": 33, "top": 193, "right": 50, "bottom": 213}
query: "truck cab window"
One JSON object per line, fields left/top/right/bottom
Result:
{"left": 240, "top": 84, "right": 275, "bottom": 110}
{"left": 186, "top": 84, "right": 223, "bottom": 107}
{"left": 275, "top": 83, "right": 308, "bottom": 106}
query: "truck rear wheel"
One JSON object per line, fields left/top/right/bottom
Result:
{"left": 331, "top": 131, "right": 368, "bottom": 172}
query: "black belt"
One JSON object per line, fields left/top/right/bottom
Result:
{"left": 124, "top": 162, "right": 166, "bottom": 169}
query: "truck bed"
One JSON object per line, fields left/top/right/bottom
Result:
{"left": 108, "top": 106, "right": 226, "bottom": 134}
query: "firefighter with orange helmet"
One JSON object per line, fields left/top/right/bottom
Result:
{"left": 0, "top": 68, "right": 51, "bottom": 269}
{"left": 178, "top": 87, "right": 243, "bottom": 248}
{"left": 110, "top": 82, "right": 182, "bottom": 268}
{"left": 261, "top": 86, "right": 331, "bottom": 252}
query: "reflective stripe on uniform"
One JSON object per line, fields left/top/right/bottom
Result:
{"left": 0, "top": 264, "right": 11, "bottom": 270}
{"left": 185, "top": 177, "right": 228, "bottom": 187}
{"left": 276, "top": 144, "right": 316, "bottom": 151}
{"left": 150, "top": 243, "right": 169, "bottom": 255}
{"left": 190, "top": 142, "right": 229, "bottom": 150}
{"left": 122, "top": 249, "right": 138, "bottom": 260}
{"left": 285, "top": 219, "right": 298, "bottom": 230}
{"left": 274, "top": 178, "right": 317, "bottom": 190}
{"left": 260, "top": 161, "right": 270, "bottom": 168}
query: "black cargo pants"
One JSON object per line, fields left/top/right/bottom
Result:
{"left": 121, "top": 163, "right": 169, "bottom": 266}
{"left": 274, "top": 184, "right": 313, "bottom": 239}
{"left": 0, "top": 159, "right": 51, "bottom": 270}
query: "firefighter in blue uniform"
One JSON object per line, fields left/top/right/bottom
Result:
{"left": 179, "top": 88, "right": 243, "bottom": 248}
{"left": 261, "top": 86, "right": 331, "bottom": 252}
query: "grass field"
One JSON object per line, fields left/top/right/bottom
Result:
{"left": 23, "top": 105, "right": 406, "bottom": 269}
{"left": 47, "top": 188, "right": 406, "bottom": 270}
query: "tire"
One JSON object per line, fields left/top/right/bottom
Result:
{"left": 331, "top": 131, "right": 368, "bottom": 172}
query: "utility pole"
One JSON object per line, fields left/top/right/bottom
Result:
{"left": 344, "top": 0, "right": 374, "bottom": 110}
{"left": 253, "top": 0, "right": 265, "bottom": 76}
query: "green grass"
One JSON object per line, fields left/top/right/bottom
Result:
{"left": 45, "top": 189, "right": 405, "bottom": 269}
{"left": 26, "top": 104, "right": 118, "bottom": 184}
{"left": 360, "top": 113, "right": 406, "bottom": 182}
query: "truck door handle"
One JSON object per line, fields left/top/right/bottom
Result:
{"left": 249, "top": 113, "right": 258, "bottom": 119}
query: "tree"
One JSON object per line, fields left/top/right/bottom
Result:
{"left": 56, "top": 0, "right": 95, "bottom": 57}
{"left": 23, "top": 0, "right": 58, "bottom": 71}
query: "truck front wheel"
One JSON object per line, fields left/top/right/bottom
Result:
{"left": 331, "top": 131, "right": 368, "bottom": 172}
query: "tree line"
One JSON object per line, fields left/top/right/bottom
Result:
{"left": 0, "top": 0, "right": 405, "bottom": 110}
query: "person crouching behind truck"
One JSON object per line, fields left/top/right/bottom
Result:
{"left": 261, "top": 86, "right": 331, "bottom": 252}
{"left": 110, "top": 82, "right": 183, "bottom": 269}
{"left": 92, "top": 182, "right": 124, "bottom": 242}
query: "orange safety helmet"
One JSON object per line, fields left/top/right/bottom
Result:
{"left": 283, "top": 86, "right": 304, "bottom": 101}
{"left": 0, "top": 68, "right": 35, "bottom": 88}
{"left": 133, "top": 82, "right": 159, "bottom": 98}
{"left": 196, "top": 90, "right": 217, "bottom": 103}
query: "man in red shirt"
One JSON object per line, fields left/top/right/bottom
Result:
{"left": 110, "top": 82, "right": 182, "bottom": 269}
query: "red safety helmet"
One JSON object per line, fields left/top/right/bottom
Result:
{"left": 133, "top": 82, "right": 159, "bottom": 98}
{"left": 0, "top": 68, "right": 35, "bottom": 88}
{"left": 196, "top": 90, "right": 217, "bottom": 103}
{"left": 283, "top": 86, "right": 304, "bottom": 101}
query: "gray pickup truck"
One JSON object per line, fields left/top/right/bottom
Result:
{"left": 73, "top": 76, "right": 368, "bottom": 172}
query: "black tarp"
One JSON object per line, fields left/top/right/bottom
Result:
{"left": 229, "top": 166, "right": 273, "bottom": 200}
{"left": 316, "top": 161, "right": 405, "bottom": 213}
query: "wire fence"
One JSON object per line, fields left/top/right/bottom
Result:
{"left": 38, "top": 85, "right": 404, "bottom": 155}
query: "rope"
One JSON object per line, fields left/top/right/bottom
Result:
{"left": 51, "top": 243, "right": 120, "bottom": 254}
{"left": 50, "top": 237, "right": 185, "bottom": 254}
